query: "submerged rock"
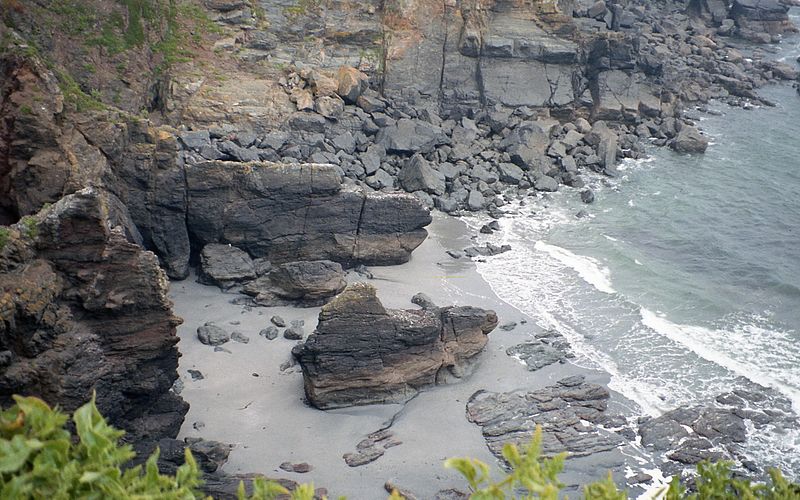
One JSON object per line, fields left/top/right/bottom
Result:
{"left": 293, "top": 283, "right": 498, "bottom": 409}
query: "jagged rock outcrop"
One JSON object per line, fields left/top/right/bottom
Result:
{"left": 292, "top": 283, "right": 498, "bottom": 409}
{"left": 466, "top": 376, "right": 625, "bottom": 461}
{"left": 0, "top": 187, "right": 187, "bottom": 446}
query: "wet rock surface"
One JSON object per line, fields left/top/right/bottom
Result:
{"left": 506, "top": 330, "right": 574, "bottom": 371}
{"left": 293, "top": 283, "right": 498, "bottom": 408}
{"left": 466, "top": 377, "right": 626, "bottom": 461}
{"left": 637, "top": 387, "right": 798, "bottom": 475}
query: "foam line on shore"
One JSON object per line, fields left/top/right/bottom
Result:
{"left": 640, "top": 308, "right": 800, "bottom": 413}
{"left": 534, "top": 241, "right": 616, "bottom": 295}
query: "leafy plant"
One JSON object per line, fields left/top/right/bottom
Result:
{"left": 445, "top": 425, "right": 800, "bottom": 499}
{"left": 0, "top": 227, "right": 10, "bottom": 250}
{"left": 445, "top": 426, "right": 573, "bottom": 499}
{"left": 3, "top": 396, "right": 799, "bottom": 500}
{"left": 18, "top": 216, "right": 37, "bottom": 240}
{"left": 0, "top": 395, "right": 202, "bottom": 498}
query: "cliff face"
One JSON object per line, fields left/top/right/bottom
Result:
{"left": 0, "top": 188, "right": 187, "bottom": 446}
{"left": 0, "top": 0, "right": 796, "bottom": 459}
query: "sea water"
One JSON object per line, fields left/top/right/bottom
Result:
{"left": 473, "top": 33, "right": 800, "bottom": 475}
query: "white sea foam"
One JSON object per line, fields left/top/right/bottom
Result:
{"left": 640, "top": 308, "right": 800, "bottom": 413}
{"left": 603, "top": 234, "right": 619, "bottom": 242}
{"left": 533, "top": 241, "right": 616, "bottom": 294}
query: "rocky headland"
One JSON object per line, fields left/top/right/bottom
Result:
{"left": 1, "top": 0, "right": 799, "bottom": 497}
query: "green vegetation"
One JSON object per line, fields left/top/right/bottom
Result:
{"left": 0, "top": 395, "right": 317, "bottom": 499}
{"left": 56, "top": 69, "right": 106, "bottom": 112}
{"left": 1, "top": 395, "right": 203, "bottom": 498}
{"left": 283, "top": 0, "right": 322, "bottom": 20}
{"left": 18, "top": 216, "right": 38, "bottom": 240}
{"left": 2, "top": 395, "right": 799, "bottom": 500}
{"left": 0, "top": 227, "right": 10, "bottom": 251}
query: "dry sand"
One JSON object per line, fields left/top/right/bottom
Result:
{"left": 170, "top": 213, "right": 639, "bottom": 499}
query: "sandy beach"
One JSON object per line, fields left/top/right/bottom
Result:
{"left": 170, "top": 212, "right": 640, "bottom": 499}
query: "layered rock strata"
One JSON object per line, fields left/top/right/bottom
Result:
{"left": 0, "top": 188, "right": 187, "bottom": 445}
{"left": 293, "top": 283, "right": 498, "bottom": 409}
{"left": 185, "top": 161, "right": 431, "bottom": 267}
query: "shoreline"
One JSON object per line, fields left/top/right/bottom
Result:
{"left": 170, "top": 212, "right": 648, "bottom": 499}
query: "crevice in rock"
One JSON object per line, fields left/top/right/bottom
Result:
{"left": 437, "top": 0, "right": 449, "bottom": 109}
{"left": 0, "top": 58, "right": 22, "bottom": 224}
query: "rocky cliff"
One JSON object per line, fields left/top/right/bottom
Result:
{"left": 1, "top": 0, "right": 797, "bottom": 473}
{"left": 0, "top": 188, "right": 187, "bottom": 447}
{"left": 293, "top": 283, "right": 498, "bottom": 408}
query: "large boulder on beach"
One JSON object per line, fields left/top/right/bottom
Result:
{"left": 376, "top": 119, "right": 449, "bottom": 155}
{"left": 670, "top": 126, "right": 709, "bottom": 154}
{"left": 197, "top": 243, "right": 256, "bottom": 289}
{"left": 268, "top": 260, "right": 347, "bottom": 301}
{"left": 197, "top": 322, "right": 231, "bottom": 346}
{"left": 241, "top": 260, "right": 346, "bottom": 306}
{"left": 292, "top": 283, "right": 498, "bottom": 408}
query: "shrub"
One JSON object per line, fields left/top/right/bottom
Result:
{"left": 2, "top": 396, "right": 799, "bottom": 499}
{"left": 0, "top": 395, "right": 202, "bottom": 498}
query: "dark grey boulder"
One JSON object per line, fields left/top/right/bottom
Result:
{"left": 197, "top": 323, "right": 230, "bottom": 346}
{"left": 284, "top": 326, "right": 304, "bottom": 340}
{"left": 399, "top": 155, "right": 446, "bottom": 195}
{"left": 231, "top": 331, "right": 250, "bottom": 344}
{"left": 497, "top": 163, "right": 524, "bottom": 184}
{"left": 198, "top": 244, "right": 256, "bottom": 290}
{"left": 533, "top": 175, "right": 559, "bottom": 192}
{"left": 670, "top": 126, "right": 709, "bottom": 154}
{"left": 289, "top": 113, "right": 328, "bottom": 133}
{"left": 332, "top": 132, "right": 356, "bottom": 154}
{"left": 259, "top": 326, "right": 279, "bottom": 340}
{"left": 269, "top": 260, "right": 347, "bottom": 302}
{"left": 179, "top": 130, "right": 212, "bottom": 152}
{"left": 411, "top": 292, "right": 437, "bottom": 310}
{"left": 581, "top": 189, "right": 596, "bottom": 204}
{"left": 375, "top": 118, "right": 449, "bottom": 154}
{"left": 467, "top": 190, "right": 486, "bottom": 211}
{"left": 356, "top": 94, "right": 386, "bottom": 113}
{"left": 507, "top": 342, "right": 564, "bottom": 370}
